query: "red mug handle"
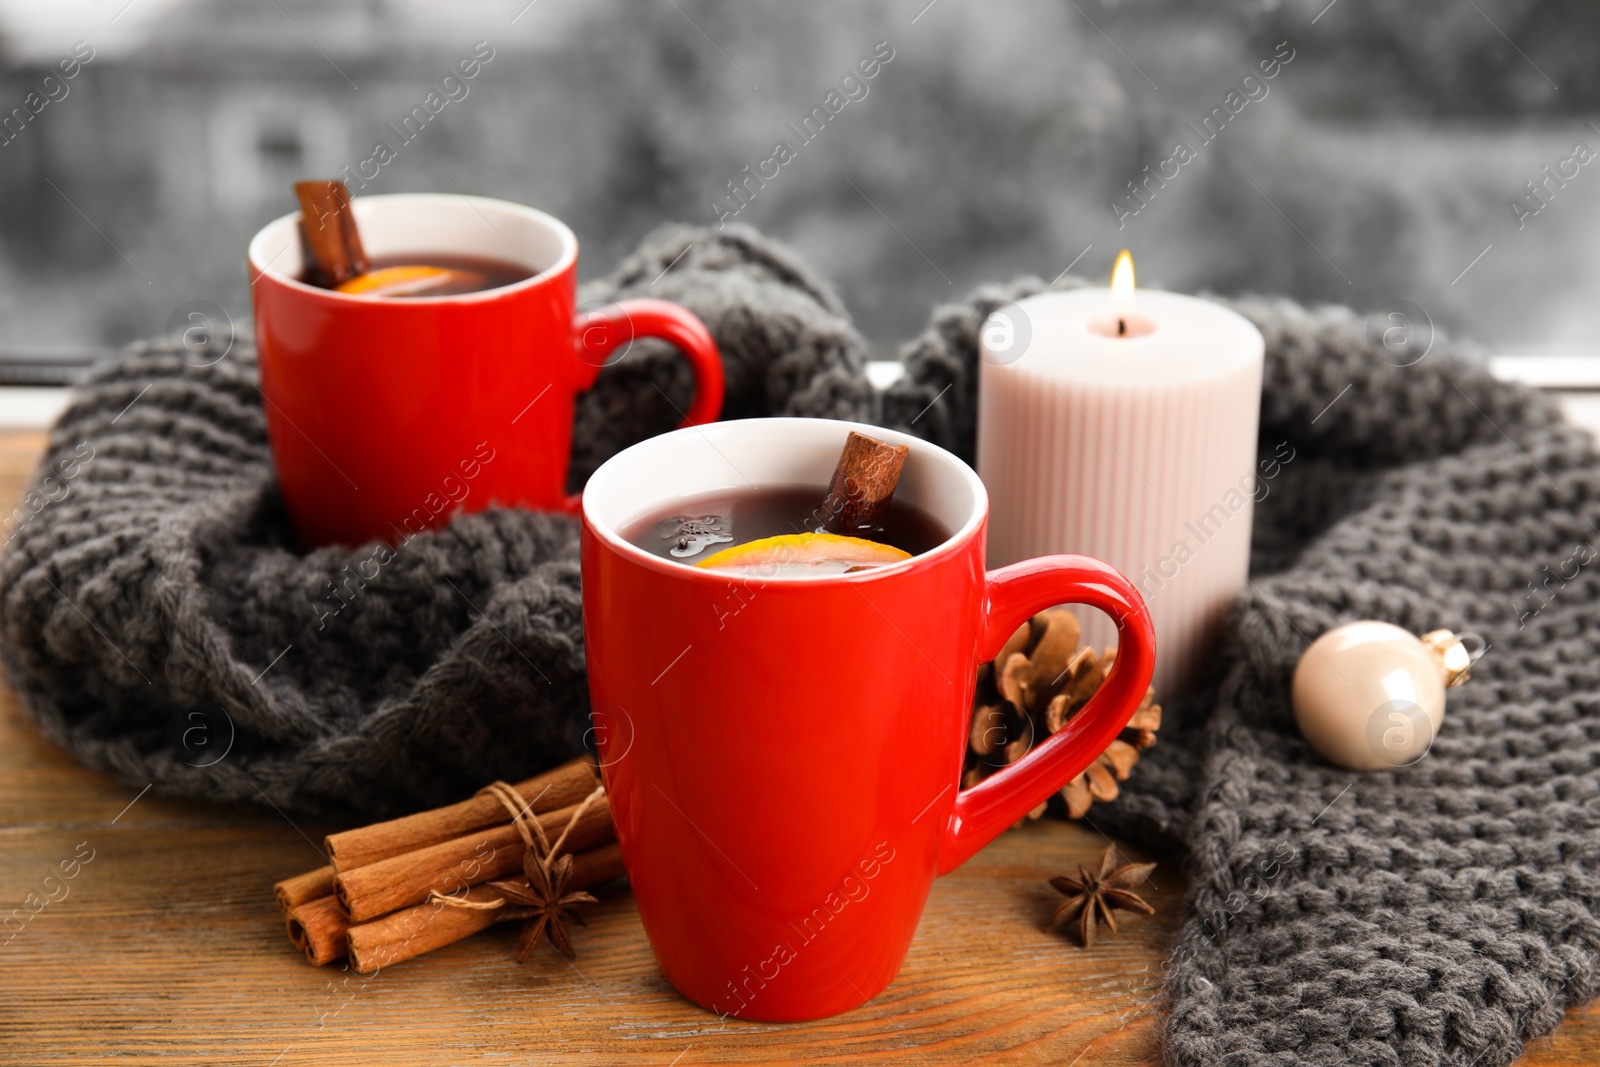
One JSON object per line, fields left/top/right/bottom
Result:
{"left": 563, "top": 298, "right": 726, "bottom": 513}
{"left": 936, "top": 554, "right": 1156, "bottom": 874}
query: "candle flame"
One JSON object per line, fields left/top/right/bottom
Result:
{"left": 1110, "top": 250, "right": 1135, "bottom": 300}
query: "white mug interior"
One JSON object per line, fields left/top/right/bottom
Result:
{"left": 583, "top": 418, "right": 987, "bottom": 580}
{"left": 246, "top": 193, "right": 577, "bottom": 303}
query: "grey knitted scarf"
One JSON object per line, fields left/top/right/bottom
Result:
{"left": 0, "top": 225, "right": 873, "bottom": 816}
{"left": 5, "top": 227, "right": 1598, "bottom": 1066}
{"left": 881, "top": 281, "right": 1600, "bottom": 1067}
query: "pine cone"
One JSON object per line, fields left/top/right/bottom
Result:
{"left": 964, "top": 609, "right": 1162, "bottom": 823}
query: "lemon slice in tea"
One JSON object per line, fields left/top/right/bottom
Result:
{"left": 336, "top": 265, "right": 483, "bottom": 298}
{"left": 694, "top": 532, "right": 910, "bottom": 576}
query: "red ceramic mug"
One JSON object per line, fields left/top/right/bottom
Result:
{"left": 580, "top": 417, "right": 1156, "bottom": 1022}
{"left": 248, "top": 194, "right": 724, "bottom": 548}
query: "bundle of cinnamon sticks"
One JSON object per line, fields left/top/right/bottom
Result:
{"left": 274, "top": 757, "right": 623, "bottom": 973}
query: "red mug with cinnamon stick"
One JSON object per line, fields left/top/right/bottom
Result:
{"left": 248, "top": 193, "right": 724, "bottom": 548}
{"left": 580, "top": 418, "right": 1156, "bottom": 1021}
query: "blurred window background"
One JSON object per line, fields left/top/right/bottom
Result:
{"left": 1, "top": 0, "right": 1597, "bottom": 384}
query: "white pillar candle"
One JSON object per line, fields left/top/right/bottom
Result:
{"left": 977, "top": 259, "right": 1264, "bottom": 697}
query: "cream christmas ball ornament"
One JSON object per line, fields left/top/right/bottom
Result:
{"left": 1291, "top": 621, "right": 1481, "bottom": 772}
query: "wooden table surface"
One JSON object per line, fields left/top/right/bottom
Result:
{"left": 0, "top": 426, "right": 1593, "bottom": 1066}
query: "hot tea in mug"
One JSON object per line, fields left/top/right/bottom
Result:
{"left": 580, "top": 417, "right": 1157, "bottom": 1021}
{"left": 249, "top": 193, "right": 726, "bottom": 548}
{"left": 624, "top": 487, "right": 950, "bottom": 570}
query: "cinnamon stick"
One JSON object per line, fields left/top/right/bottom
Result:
{"left": 817, "top": 431, "right": 909, "bottom": 535}
{"left": 294, "top": 179, "right": 369, "bottom": 288}
{"left": 346, "top": 843, "right": 626, "bottom": 974}
{"left": 274, "top": 865, "right": 335, "bottom": 914}
{"left": 334, "top": 795, "right": 614, "bottom": 922}
{"left": 324, "top": 758, "right": 599, "bottom": 872}
{"left": 287, "top": 894, "right": 351, "bottom": 966}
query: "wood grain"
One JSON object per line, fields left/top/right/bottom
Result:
{"left": 0, "top": 427, "right": 1592, "bottom": 1065}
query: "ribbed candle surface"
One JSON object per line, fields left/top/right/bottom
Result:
{"left": 977, "top": 289, "right": 1264, "bottom": 698}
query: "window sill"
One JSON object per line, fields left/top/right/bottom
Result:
{"left": 0, "top": 358, "right": 1596, "bottom": 437}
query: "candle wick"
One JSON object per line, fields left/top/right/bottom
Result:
{"left": 1117, "top": 316, "right": 1127, "bottom": 337}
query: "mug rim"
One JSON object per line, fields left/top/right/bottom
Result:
{"left": 246, "top": 192, "right": 579, "bottom": 306}
{"left": 582, "top": 417, "right": 987, "bottom": 585}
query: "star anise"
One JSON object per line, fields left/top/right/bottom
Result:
{"left": 488, "top": 850, "right": 599, "bottom": 961}
{"left": 1049, "top": 845, "right": 1156, "bottom": 948}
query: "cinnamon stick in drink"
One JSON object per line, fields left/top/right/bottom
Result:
{"left": 274, "top": 865, "right": 335, "bottom": 914}
{"left": 334, "top": 795, "right": 614, "bottom": 922}
{"left": 346, "top": 843, "right": 625, "bottom": 974}
{"left": 294, "top": 179, "right": 369, "bottom": 288}
{"left": 287, "top": 895, "right": 352, "bottom": 966}
{"left": 817, "top": 431, "right": 909, "bottom": 535}
{"left": 324, "top": 757, "right": 599, "bottom": 872}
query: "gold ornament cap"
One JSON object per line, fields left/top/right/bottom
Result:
{"left": 1419, "top": 630, "right": 1479, "bottom": 688}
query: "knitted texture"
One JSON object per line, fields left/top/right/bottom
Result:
{"left": 885, "top": 280, "right": 1600, "bottom": 1067}
{"left": 0, "top": 224, "right": 872, "bottom": 817}
{"left": 569, "top": 223, "right": 874, "bottom": 488}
